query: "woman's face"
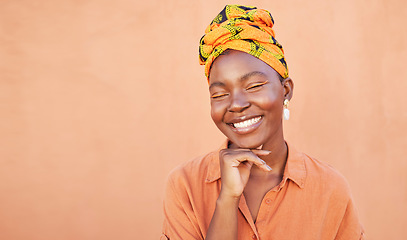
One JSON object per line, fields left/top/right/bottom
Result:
{"left": 208, "top": 50, "right": 292, "bottom": 149}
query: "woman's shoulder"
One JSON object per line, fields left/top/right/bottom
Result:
{"left": 301, "top": 151, "right": 353, "bottom": 198}
{"left": 166, "top": 150, "right": 219, "bottom": 186}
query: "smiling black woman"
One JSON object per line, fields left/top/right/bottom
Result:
{"left": 161, "top": 5, "right": 365, "bottom": 240}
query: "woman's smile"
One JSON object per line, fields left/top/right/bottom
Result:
{"left": 226, "top": 115, "right": 263, "bottom": 134}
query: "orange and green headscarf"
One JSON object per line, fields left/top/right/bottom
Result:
{"left": 199, "top": 5, "right": 288, "bottom": 80}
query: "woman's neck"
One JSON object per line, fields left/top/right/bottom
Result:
{"left": 251, "top": 138, "right": 288, "bottom": 178}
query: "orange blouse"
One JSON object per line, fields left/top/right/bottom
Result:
{"left": 161, "top": 141, "right": 365, "bottom": 240}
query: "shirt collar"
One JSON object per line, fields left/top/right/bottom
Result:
{"left": 205, "top": 140, "right": 307, "bottom": 189}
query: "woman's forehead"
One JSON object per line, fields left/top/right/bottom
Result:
{"left": 208, "top": 50, "right": 280, "bottom": 84}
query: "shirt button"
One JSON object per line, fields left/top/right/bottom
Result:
{"left": 252, "top": 234, "right": 256, "bottom": 239}
{"left": 265, "top": 198, "right": 272, "bottom": 204}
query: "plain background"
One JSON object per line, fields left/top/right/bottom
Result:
{"left": 1, "top": 0, "right": 406, "bottom": 239}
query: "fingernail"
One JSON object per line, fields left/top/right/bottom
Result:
{"left": 261, "top": 160, "right": 266, "bottom": 164}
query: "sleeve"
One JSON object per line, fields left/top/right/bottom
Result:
{"left": 335, "top": 196, "right": 366, "bottom": 240}
{"left": 161, "top": 171, "right": 203, "bottom": 240}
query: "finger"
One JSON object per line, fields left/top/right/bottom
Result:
{"left": 234, "top": 153, "right": 272, "bottom": 172}
{"left": 258, "top": 159, "right": 272, "bottom": 171}
{"left": 240, "top": 160, "right": 254, "bottom": 170}
{"left": 223, "top": 148, "right": 271, "bottom": 155}
{"left": 220, "top": 149, "right": 272, "bottom": 171}
{"left": 250, "top": 149, "right": 271, "bottom": 156}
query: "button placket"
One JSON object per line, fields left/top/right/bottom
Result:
{"left": 256, "top": 192, "right": 276, "bottom": 230}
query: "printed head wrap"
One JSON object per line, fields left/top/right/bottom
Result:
{"left": 199, "top": 5, "right": 288, "bottom": 80}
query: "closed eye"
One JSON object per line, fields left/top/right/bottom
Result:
{"left": 211, "top": 93, "right": 229, "bottom": 99}
{"left": 246, "top": 81, "right": 268, "bottom": 91}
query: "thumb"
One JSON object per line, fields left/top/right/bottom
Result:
{"left": 251, "top": 149, "right": 271, "bottom": 156}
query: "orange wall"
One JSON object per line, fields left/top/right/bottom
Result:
{"left": 1, "top": 0, "right": 406, "bottom": 239}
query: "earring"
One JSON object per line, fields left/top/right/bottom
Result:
{"left": 283, "top": 99, "right": 290, "bottom": 120}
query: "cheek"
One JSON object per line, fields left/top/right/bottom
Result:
{"left": 210, "top": 103, "right": 224, "bottom": 125}
{"left": 257, "top": 94, "right": 282, "bottom": 112}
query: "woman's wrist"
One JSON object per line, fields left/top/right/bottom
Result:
{"left": 217, "top": 191, "right": 241, "bottom": 207}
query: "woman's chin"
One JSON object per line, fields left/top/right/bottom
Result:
{"left": 228, "top": 139, "right": 263, "bottom": 149}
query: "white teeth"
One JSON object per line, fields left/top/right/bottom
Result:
{"left": 233, "top": 116, "right": 261, "bottom": 129}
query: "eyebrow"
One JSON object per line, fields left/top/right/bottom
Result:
{"left": 239, "top": 71, "right": 267, "bottom": 82}
{"left": 209, "top": 71, "right": 267, "bottom": 90}
{"left": 209, "top": 82, "right": 225, "bottom": 89}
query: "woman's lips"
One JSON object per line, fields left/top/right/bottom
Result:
{"left": 227, "top": 116, "right": 263, "bottom": 134}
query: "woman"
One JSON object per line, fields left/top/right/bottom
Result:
{"left": 161, "top": 5, "right": 365, "bottom": 240}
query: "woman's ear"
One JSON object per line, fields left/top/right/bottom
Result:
{"left": 282, "top": 77, "right": 294, "bottom": 100}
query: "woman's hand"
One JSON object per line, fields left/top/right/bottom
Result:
{"left": 218, "top": 148, "right": 272, "bottom": 199}
{"left": 206, "top": 149, "right": 272, "bottom": 240}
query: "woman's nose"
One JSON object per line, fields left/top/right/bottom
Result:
{"left": 227, "top": 92, "right": 250, "bottom": 112}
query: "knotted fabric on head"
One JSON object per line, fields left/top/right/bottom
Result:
{"left": 199, "top": 5, "right": 288, "bottom": 80}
